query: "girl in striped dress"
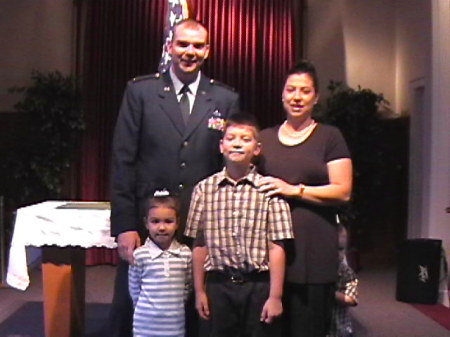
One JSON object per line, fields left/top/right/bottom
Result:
{"left": 129, "top": 191, "right": 192, "bottom": 337}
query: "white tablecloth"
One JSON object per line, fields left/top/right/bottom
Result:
{"left": 6, "top": 201, "right": 117, "bottom": 290}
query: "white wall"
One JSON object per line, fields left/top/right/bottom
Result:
{"left": 304, "top": 0, "right": 346, "bottom": 96}
{"left": 427, "top": 0, "right": 450, "bottom": 255}
{"left": 306, "top": 0, "right": 450, "bottom": 257}
{"left": 395, "top": 0, "right": 431, "bottom": 115}
{"left": 305, "top": 0, "right": 396, "bottom": 109}
{"left": 399, "top": 0, "right": 450, "bottom": 257}
{"left": 341, "top": 0, "right": 396, "bottom": 109}
{"left": 0, "top": 0, "right": 75, "bottom": 112}
{"left": 399, "top": 0, "right": 433, "bottom": 240}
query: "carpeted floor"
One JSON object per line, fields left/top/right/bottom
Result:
{"left": 0, "top": 301, "right": 109, "bottom": 337}
{"left": 2, "top": 264, "right": 450, "bottom": 336}
{"left": 411, "top": 303, "right": 450, "bottom": 330}
{"left": 350, "top": 263, "right": 450, "bottom": 337}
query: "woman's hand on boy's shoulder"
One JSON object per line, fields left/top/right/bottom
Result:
{"left": 258, "top": 176, "right": 299, "bottom": 198}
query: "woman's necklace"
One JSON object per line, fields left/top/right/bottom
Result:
{"left": 278, "top": 119, "right": 318, "bottom": 146}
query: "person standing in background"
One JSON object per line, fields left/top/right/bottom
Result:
{"left": 327, "top": 223, "right": 358, "bottom": 337}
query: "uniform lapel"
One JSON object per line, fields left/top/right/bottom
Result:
{"left": 157, "top": 72, "right": 185, "bottom": 136}
{"left": 184, "top": 75, "right": 214, "bottom": 139}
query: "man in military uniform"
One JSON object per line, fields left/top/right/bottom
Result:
{"left": 107, "top": 19, "right": 239, "bottom": 337}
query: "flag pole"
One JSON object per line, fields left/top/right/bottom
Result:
{"left": 158, "top": 0, "right": 192, "bottom": 73}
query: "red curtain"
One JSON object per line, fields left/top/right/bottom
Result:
{"left": 79, "top": 0, "right": 301, "bottom": 264}
{"left": 197, "top": 0, "right": 297, "bottom": 127}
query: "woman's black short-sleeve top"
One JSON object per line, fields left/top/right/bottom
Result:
{"left": 259, "top": 123, "right": 351, "bottom": 283}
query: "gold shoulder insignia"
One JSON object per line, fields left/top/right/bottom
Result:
{"left": 132, "top": 73, "right": 160, "bottom": 82}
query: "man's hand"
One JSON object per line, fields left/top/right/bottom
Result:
{"left": 195, "top": 290, "right": 210, "bottom": 320}
{"left": 260, "top": 296, "right": 282, "bottom": 324}
{"left": 117, "top": 231, "right": 141, "bottom": 264}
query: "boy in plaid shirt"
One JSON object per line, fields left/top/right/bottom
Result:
{"left": 328, "top": 224, "right": 358, "bottom": 337}
{"left": 184, "top": 113, "right": 293, "bottom": 337}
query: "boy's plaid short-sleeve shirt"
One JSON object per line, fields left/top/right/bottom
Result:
{"left": 328, "top": 260, "right": 358, "bottom": 337}
{"left": 185, "top": 167, "right": 293, "bottom": 272}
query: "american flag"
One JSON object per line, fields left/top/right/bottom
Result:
{"left": 158, "top": 0, "right": 191, "bottom": 73}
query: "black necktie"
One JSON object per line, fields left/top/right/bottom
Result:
{"left": 179, "top": 85, "right": 190, "bottom": 124}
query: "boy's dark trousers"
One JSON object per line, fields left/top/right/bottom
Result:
{"left": 201, "top": 270, "right": 281, "bottom": 337}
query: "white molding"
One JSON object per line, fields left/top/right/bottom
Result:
{"left": 427, "top": 0, "right": 450, "bottom": 246}
{"left": 407, "top": 77, "right": 428, "bottom": 238}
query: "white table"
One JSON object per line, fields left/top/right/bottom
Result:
{"left": 6, "top": 201, "right": 117, "bottom": 337}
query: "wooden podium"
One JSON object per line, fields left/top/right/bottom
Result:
{"left": 42, "top": 246, "right": 86, "bottom": 337}
{"left": 6, "top": 201, "right": 116, "bottom": 337}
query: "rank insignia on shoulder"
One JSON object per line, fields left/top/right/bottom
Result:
{"left": 209, "top": 79, "right": 235, "bottom": 92}
{"left": 132, "top": 73, "right": 160, "bottom": 82}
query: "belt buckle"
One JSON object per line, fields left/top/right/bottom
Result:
{"left": 230, "top": 273, "right": 245, "bottom": 284}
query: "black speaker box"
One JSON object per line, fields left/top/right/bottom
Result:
{"left": 396, "top": 239, "right": 442, "bottom": 304}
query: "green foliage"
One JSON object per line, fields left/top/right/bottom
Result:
{"left": 2, "top": 70, "right": 84, "bottom": 205}
{"left": 313, "top": 81, "right": 389, "bottom": 229}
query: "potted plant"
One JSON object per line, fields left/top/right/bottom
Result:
{"left": 313, "top": 81, "right": 390, "bottom": 264}
{"left": 0, "top": 70, "right": 84, "bottom": 254}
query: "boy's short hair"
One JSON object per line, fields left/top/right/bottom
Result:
{"left": 144, "top": 191, "right": 180, "bottom": 221}
{"left": 224, "top": 112, "right": 260, "bottom": 139}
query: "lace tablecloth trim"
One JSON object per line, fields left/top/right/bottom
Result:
{"left": 7, "top": 201, "right": 117, "bottom": 291}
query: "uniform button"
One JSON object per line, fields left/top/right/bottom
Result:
{"left": 180, "top": 162, "right": 186, "bottom": 168}
{"left": 183, "top": 141, "right": 188, "bottom": 147}
{"left": 178, "top": 184, "right": 184, "bottom": 190}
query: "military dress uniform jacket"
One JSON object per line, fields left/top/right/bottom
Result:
{"left": 111, "top": 72, "right": 239, "bottom": 237}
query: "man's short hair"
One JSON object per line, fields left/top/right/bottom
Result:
{"left": 172, "top": 19, "right": 209, "bottom": 42}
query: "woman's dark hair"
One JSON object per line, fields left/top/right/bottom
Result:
{"left": 285, "top": 59, "right": 319, "bottom": 94}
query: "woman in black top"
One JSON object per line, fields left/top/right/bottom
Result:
{"left": 258, "top": 60, "right": 353, "bottom": 337}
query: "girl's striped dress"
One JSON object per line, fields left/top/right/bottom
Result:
{"left": 129, "top": 238, "right": 192, "bottom": 337}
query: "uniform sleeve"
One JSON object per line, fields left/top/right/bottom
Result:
{"left": 184, "top": 183, "right": 204, "bottom": 239}
{"left": 267, "top": 196, "right": 294, "bottom": 241}
{"left": 128, "top": 251, "right": 143, "bottom": 307}
{"left": 111, "top": 82, "right": 143, "bottom": 236}
{"left": 229, "top": 92, "right": 240, "bottom": 116}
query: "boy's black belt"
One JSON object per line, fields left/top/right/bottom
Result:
{"left": 206, "top": 269, "right": 269, "bottom": 284}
